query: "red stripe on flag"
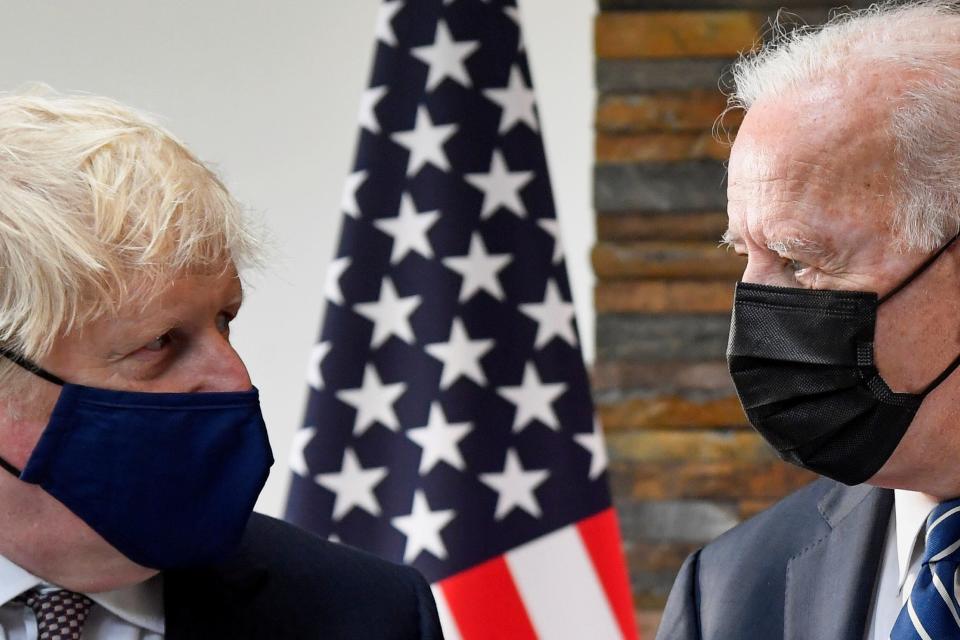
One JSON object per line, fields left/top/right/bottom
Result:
{"left": 439, "top": 555, "right": 538, "bottom": 640}
{"left": 578, "top": 508, "right": 640, "bottom": 640}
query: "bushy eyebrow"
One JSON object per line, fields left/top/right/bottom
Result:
{"left": 765, "top": 237, "right": 828, "bottom": 256}
{"left": 719, "top": 228, "right": 740, "bottom": 250}
{"left": 718, "top": 228, "right": 827, "bottom": 256}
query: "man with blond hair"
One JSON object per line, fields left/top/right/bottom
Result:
{"left": 658, "top": 2, "right": 960, "bottom": 639}
{"left": 0, "top": 89, "right": 442, "bottom": 639}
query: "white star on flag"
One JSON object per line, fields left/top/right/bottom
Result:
{"left": 358, "top": 85, "right": 389, "bottom": 134}
{"left": 442, "top": 232, "right": 512, "bottom": 302}
{"left": 341, "top": 170, "right": 367, "bottom": 218}
{"left": 375, "top": 0, "right": 404, "bottom": 47}
{"left": 483, "top": 66, "right": 538, "bottom": 133}
{"left": 519, "top": 279, "right": 578, "bottom": 349}
{"left": 373, "top": 193, "right": 440, "bottom": 264}
{"left": 391, "top": 106, "right": 458, "bottom": 177}
{"left": 306, "top": 341, "right": 332, "bottom": 390}
{"left": 335, "top": 364, "right": 407, "bottom": 435}
{"left": 537, "top": 218, "right": 564, "bottom": 264}
{"left": 424, "top": 317, "right": 494, "bottom": 389}
{"left": 315, "top": 449, "right": 389, "bottom": 520}
{"left": 288, "top": 426, "right": 317, "bottom": 477}
{"left": 406, "top": 402, "right": 473, "bottom": 474}
{"left": 479, "top": 449, "right": 550, "bottom": 520}
{"left": 411, "top": 20, "right": 480, "bottom": 91}
{"left": 503, "top": 6, "right": 524, "bottom": 51}
{"left": 353, "top": 277, "right": 422, "bottom": 348}
{"left": 324, "top": 257, "right": 351, "bottom": 305}
{"left": 574, "top": 418, "right": 609, "bottom": 480}
{"left": 497, "top": 361, "right": 568, "bottom": 432}
{"left": 391, "top": 490, "right": 457, "bottom": 563}
{"left": 465, "top": 149, "right": 534, "bottom": 219}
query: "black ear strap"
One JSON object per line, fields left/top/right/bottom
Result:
{"left": 0, "top": 455, "right": 20, "bottom": 477}
{"left": 0, "top": 347, "right": 65, "bottom": 386}
{"left": 0, "top": 346, "right": 58, "bottom": 478}
{"left": 920, "top": 350, "right": 960, "bottom": 398}
{"left": 879, "top": 229, "right": 960, "bottom": 305}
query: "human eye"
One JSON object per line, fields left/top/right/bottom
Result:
{"left": 216, "top": 311, "right": 235, "bottom": 336}
{"left": 142, "top": 333, "right": 172, "bottom": 352}
{"left": 780, "top": 256, "right": 812, "bottom": 281}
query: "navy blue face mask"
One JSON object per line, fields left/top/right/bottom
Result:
{"left": 0, "top": 349, "right": 274, "bottom": 570}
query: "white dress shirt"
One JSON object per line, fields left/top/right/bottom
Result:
{"left": 0, "top": 554, "right": 164, "bottom": 640}
{"left": 865, "top": 489, "right": 939, "bottom": 640}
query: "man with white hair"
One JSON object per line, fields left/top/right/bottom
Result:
{"left": 0, "top": 90, "right": 442, "bottom": 639}
{"left": 658, "top": 2, "right": 960, "bottom": 639}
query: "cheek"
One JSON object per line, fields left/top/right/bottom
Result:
{"left": 1, "top": 383, "right": 60, "bottom": 468}
{"left": 873, "top": 276, "right": 960, "bottom": 393}
{"left": 871, "top": 378, "right": 960, "bottom": 494}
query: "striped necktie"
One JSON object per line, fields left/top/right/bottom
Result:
{"left": 892, "top": 498, "right": 960, "bottom": 639}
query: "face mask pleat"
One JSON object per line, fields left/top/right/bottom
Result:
{"left": 746, "top": 384, "right": 881, "bottom": 450}
{"left": 786, "top": 404, "right": 915, "bottom": 485}
{"left": 729, "top": 295, "right": 875, "bottom": 367}
{"left": 728, "top": 358, "right": 862, "bottom": 407}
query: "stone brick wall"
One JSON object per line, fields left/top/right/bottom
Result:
{"left": 590, "top": 2, "right": 868, "bottom": 636}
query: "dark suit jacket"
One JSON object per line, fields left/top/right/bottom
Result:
{"left": 163, "top": 513, "right": 444, "bottom": 639}
{"left": 657, "top": 478, "right": 893, "bottom": 640}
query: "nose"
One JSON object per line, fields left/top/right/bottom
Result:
{"left": 192, "top": 332, "right": 253, "bottom": 393}
{"left": 740, "top": 256, "right": 765, "bottom": 284}
{"left": 740, "top": 255, "right": 788, "bottom": 287}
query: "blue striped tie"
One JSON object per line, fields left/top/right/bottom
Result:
{"left": 892, "top": 498, "right": 960, "bottom": 639}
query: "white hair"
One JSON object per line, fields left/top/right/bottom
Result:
{"left": 725, "top": 0, "right": 960, "bottom": 251}
{"left": 0, "top": 85, "right": 262, "bottom": 392}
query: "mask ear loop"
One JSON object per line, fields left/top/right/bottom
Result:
{"left": 876, "top": 228, "right": 960, "bottom": 397}
{"left": 0, "top": 347, "right": 65, "bottom": 386}
{"left": 0, "top": 456, "right": 20, "bottom": 477}
{"left": 0, "top": 347, "right": 64, "bottom": 477}
{"left": 919, "top": 351, "right": 960, "bottom": 398}
{"left": 878, "top": 229, "right": 960, "bottom": 305}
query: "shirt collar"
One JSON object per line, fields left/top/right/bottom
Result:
{"left": 0, "top": 553, "right": 164, "bottom": 634}
{"left": 88, "top": 576, "right": 165, "bottom": 634}
{"left": 0, "top": 553, "right": 41, "bottom": 605}
{"left": 894, "top": 488, "right": 939, "bottom": 592}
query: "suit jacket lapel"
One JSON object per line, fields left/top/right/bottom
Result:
{"left": 784, "top": 483, "right": 892, "bottom": 640}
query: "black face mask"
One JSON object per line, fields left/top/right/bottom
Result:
{"left": 727, "top": 231, "right": 960, "bottom": 486}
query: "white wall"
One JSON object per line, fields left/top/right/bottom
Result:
{"left": 0, "top": 0, "right": 595, "bottom": 517}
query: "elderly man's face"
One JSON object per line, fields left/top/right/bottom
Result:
{"left": 725, "top": 72, "right": 960, "bottom": 497}
{"left": 0, "top": 265, "right": 252, "bottom": 591}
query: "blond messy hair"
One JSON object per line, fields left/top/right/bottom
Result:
{"left": 0, "top": 86, "right": 261, "bottom": 382}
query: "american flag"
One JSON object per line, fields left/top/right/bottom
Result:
{"left": 285, "top": 1, "right": 637, "bottom": 637}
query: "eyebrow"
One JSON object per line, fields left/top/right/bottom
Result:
{"left": 765, "top": 237, "right": 828, "bottom": 257}
{"left": 719, "top": 229, "right": 829, "bottom": 257}
{"left": 720, "top": 229, "right": 740, "bottom": 248}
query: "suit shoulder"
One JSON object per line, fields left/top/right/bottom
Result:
{"left": 166, "top": 514, "right": 443, "bottom": 638}
{"left": 242, "top": 513, "right": 424, "bottom": 592}
{"left": 707, "top": 477, "right": 833, "bottom": 551}
{"left": 697, "top": 478, "right": 834, "bottom": 584}
{"left": 659, "top": 479, "right": 890, "bottom": 640}
{"left": 242, "top": 514, "right": 442, "bottom": 637}
{"left": 659, "top": 479, "right": 835, "bottom": 640}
